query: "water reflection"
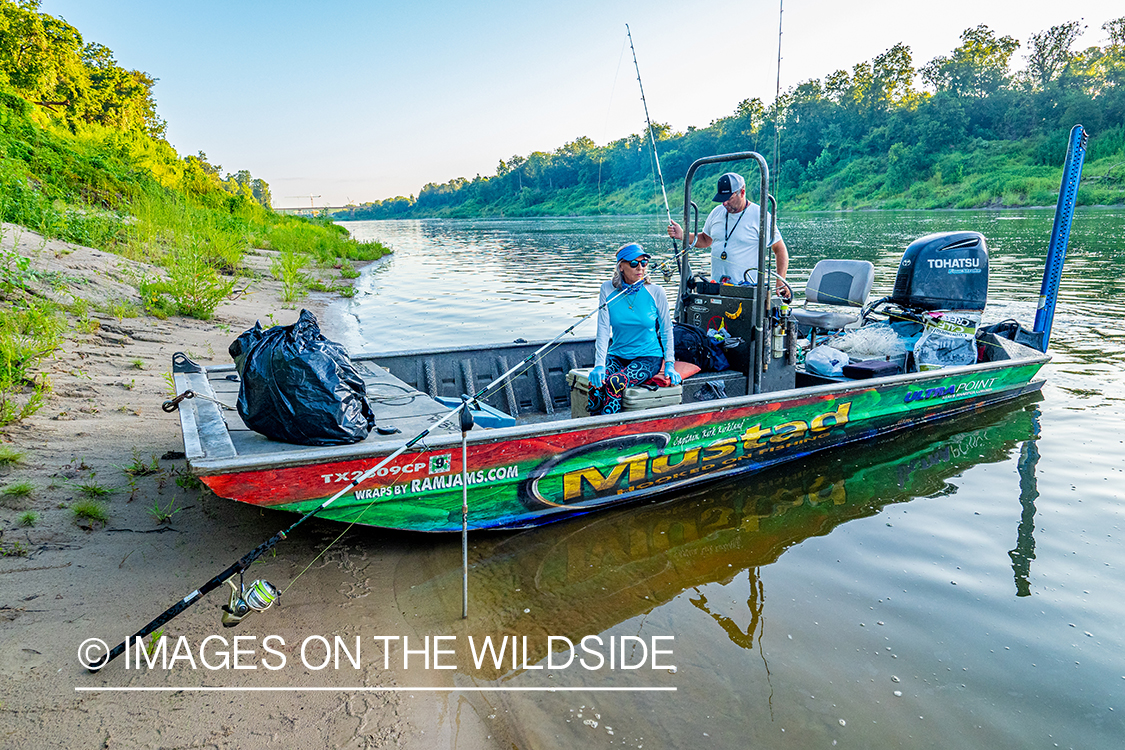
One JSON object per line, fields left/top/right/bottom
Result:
{"left": 1009, "top": 410, "right": 1041, "bottom": 597}
{"left": 689, "top": 571, "right": 764, "bottom": 652}
{"left": 395, "top": 397, "right": 1042, "bottom": 677}
{"left": 333, "top": 210, "right": 1125, "bottom": 748}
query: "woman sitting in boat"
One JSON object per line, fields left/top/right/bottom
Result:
{"left": 588, "top": 243, "right": 681, "bottom": 415}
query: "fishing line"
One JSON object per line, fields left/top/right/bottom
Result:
{"left": 268, "top": 282, "right": 643, "bottom": 582}
{"left": 597, "top": 34, "right": 630, "bottom": 206}
{"left": 286, "top": 279, "right": 653, "bottom": 583}
{"left": 279, "top": 278, "right": 648, "bottom": 576}
{"left": 626, "top": 24, "right": 679, "bottom": 262}
{"left": 773, "top": 0, "right": 784, "bottom": 200}
{"left": 281, "top": 521, "right": 356, "bottom": 595}
{"left": 88, "top": 281, "right": 639, "bottom": 671}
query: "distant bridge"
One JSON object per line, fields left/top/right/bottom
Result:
{"left": 272, "top": 205, "right": 355, "bottom": 216}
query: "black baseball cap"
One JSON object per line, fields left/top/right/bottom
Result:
{"left": 712, "top": 172, "right": 746, "bottom": 202}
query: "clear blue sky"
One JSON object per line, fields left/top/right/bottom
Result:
{"left": 40, "top": 0, "right": 1124, "bottom": 207}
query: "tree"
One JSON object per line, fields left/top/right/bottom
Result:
{"left": 0, "top": 1, "right": 86, "bottom": 109}
{"left": 0, "top": 1, "right": 163, "bottom": 135}
{"left": 1025, "top": 21, "right": 1085, "bottom": 90}
{"left": 1104, "top": 16, "right": 1125, "bottom": 46}
{"left": 824, "top": 69, "right": 853, "bottom": 104}
{"left": 79, "top": 42, "right": 164, "bottom": 135}
{"left": 870, "top": 43, "right": 920, "bottom": 109}
{"left": 922, "top": 25, "right": 1020, "bottom": 98}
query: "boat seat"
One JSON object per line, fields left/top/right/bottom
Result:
{"left": 791, "top": 259, "right": 875, "bottom": 331}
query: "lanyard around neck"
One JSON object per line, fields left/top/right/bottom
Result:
{"left": 723, "top": 204, "right": 748, "bottom": 252}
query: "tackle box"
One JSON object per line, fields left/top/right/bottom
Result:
{"left": 566, "top": 368, "right": 683, "bottom": 418}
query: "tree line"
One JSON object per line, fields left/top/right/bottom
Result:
{"left": 340, "top": 17, "right": 1125, "bottom": 220}
{"left": 0, "top": 0, "right": 272, "bottom": 211}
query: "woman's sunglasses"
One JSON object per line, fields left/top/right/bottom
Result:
{"left": 626, "top": 258, "right": 650, "bottom": 268}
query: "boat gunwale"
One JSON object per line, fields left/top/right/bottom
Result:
{"left": 177, "top": 337, "right": 1050, "bottom": 477}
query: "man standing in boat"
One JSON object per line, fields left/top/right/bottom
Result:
{"left": 667, "top": 172, "right": 789, "bottom": 294}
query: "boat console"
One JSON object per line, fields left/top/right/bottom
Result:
{"left": 680, "top": 278, "right": 795, "bottom": 396}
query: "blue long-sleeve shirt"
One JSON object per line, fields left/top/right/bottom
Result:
{"left": 594, "top": 280, "right": 674, "bottom": 368}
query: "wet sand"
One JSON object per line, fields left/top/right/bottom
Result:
{"left": 0, "top": 225, "right": 499, "bottom": 748}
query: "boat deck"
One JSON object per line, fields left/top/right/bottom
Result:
{"left": 173, "top": 328, "right": 1044, "bottom": 470}
{"left": 201, "top": 360, "right": 494, "bottom": 458}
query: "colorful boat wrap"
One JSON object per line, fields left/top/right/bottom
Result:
{"left": 197, "top": 360, "right": 1044, "bottom": 532}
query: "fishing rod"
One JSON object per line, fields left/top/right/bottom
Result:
{"left": 87, "top": 280, "right": 642, "bottom": 672}
{"left": 773, "top": 0, "right": 784, "bottom": 200}
{"left": 625, "top": 24, "right": 679, "bottom": 264}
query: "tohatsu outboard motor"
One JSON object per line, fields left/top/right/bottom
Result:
{"left": 884, "top": 231, "right": 989, "bottom": 371}
{"left": 890, "top": 231, "right": 989, "bottom": 311}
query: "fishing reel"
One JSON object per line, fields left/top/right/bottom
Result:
{"left": 221, "top": 575, "right": 280, "bottom": 628}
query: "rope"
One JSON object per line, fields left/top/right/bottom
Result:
{"left": 366, "top": 382, "right": 422, "bottom": 406}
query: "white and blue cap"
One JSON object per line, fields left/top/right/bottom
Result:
{"left": 616, "top": 243, "right": 649, "bottom": 263}
{"left": 712, "top": 172, "right": 746, "bottom": 202}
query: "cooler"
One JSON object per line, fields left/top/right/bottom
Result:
{"left": 566, "top": 367, "right": 683, "bottom": 418}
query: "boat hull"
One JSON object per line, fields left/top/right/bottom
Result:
{"left": 194, "top": 358, "right": 1045, "bottom": 532}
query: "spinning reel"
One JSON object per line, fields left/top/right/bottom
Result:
{"left": 221, "top": 573, "right": 280, "bottom": 628}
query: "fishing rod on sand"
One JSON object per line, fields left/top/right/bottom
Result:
{"left": 86, "top": 280, "right": 644, "bottom": 672}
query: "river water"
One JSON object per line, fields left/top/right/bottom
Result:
{"left": 334, "top": 210, "right": 1124, "bottom": 749}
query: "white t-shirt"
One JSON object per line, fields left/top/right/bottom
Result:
{"left": 702, "top": 202, "right": 782, "bottom": 283}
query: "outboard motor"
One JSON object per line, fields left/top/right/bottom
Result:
{"left": 888, "top": 231, "right": 989, "bottom": 371}
{"left": 890, "top": 231, "right": 989, "bottom": 311}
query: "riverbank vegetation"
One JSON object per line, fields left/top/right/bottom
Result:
{"left": 0, "top": 1, "right": 388, "bottom": 281}
{"left": 0, "top": 0, "right": 389, "bottom": 425}
{"left": 340, "top": 17, "right": 1125, "bottom": 219}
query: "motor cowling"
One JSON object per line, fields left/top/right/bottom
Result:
{"left": 890, "top": 231, "right": 989, "bottom": 311}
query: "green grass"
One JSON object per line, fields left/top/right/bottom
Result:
{"left": 146, "top": 628, "right": 165, "bottom": 656}
{"left": 102, "top": 298, "right": 141, "bottom": 319}
{"left": 175, "top": 472, "right": 203, "bottom": 491}
{"left": 137, "top": 239, "right": 238, "bottom": 320}
{"left": 71, "top": 500, "right": 109, "bottom": 524}
{"left": 271, "top": 250, "right": 311, "bottom": 303}
{"left": 148, "top": 497, "right": 180, "bottom": 524}
{"left": 74, "top": 481, "right": 112, "bottom": 498}
{"left": 119, "top": 449, "right": 160, "bottom": 477}
{"left": 0, "top": 446, "right": 23, "bottom": 466}
{"left": 1, "top": 95, "right": 389, "bottom": 336}
{"left": 0, "top": 299, "right": 63, "bottom": 426}
{"left": 75, "top": 315, "right": 100, "bottom": 334}
{"left": 0, "top": 540, "right": 29, "bottom": 557}
{"left": 338, "top": 259, "right": 360, "bottom": 279}
{"left": 18, "top": 511, "right": 37, "bottom": 527}
{"left": 2, "top": 480, "right": 33, "bottom": 498}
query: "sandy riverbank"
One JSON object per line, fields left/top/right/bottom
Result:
{"left": 0, "top": 226, "right": 498, "bottom": 748}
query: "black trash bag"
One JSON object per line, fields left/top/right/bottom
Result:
{"left": 228, "top": 309, "right": 376, "bottom": 446}
{"left": 673, "top": 322, "right": 729, "bottom": 372}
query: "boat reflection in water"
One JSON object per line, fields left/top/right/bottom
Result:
{"left": 1009, "top": 408, "right": 1041, "bottom": 597}
{"left": 394, "top": 397, "right": 1043, "bottom": 680}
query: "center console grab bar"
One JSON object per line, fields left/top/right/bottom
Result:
{"left": 676, "top": 151, "right": 770, "bottom": 394}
